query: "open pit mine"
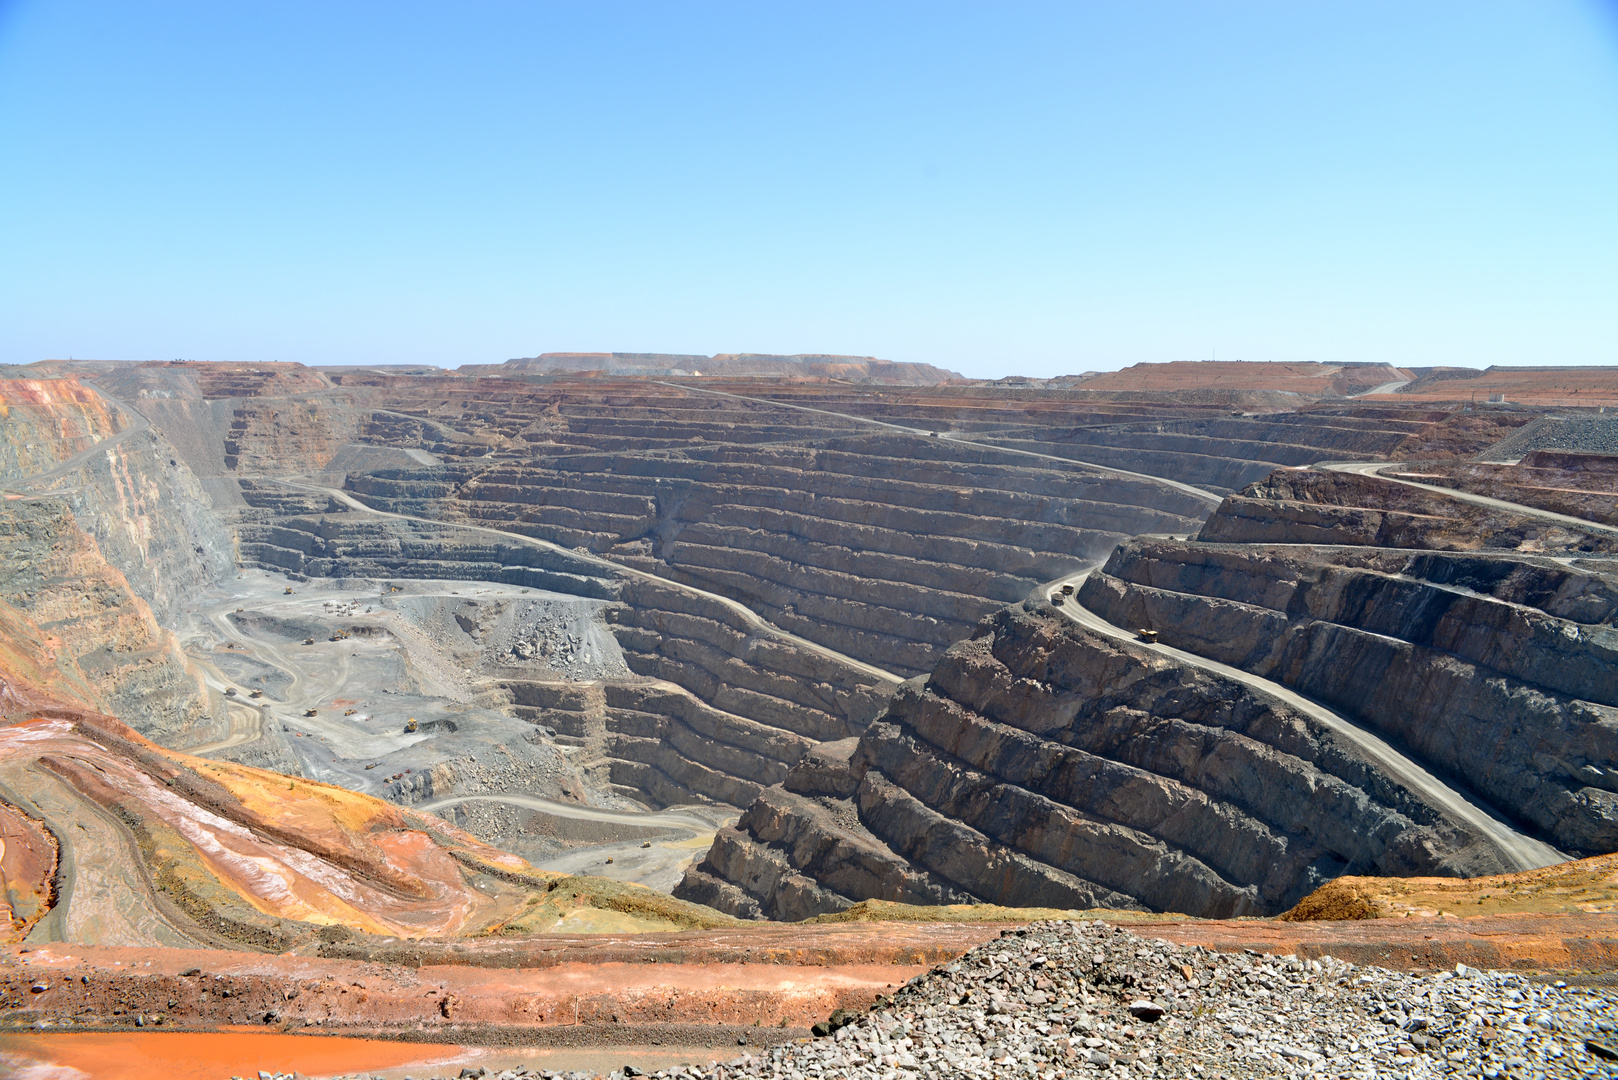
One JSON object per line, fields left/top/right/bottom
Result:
{"left": 2, "top": 356, "right": 1618, "bottom": 1078}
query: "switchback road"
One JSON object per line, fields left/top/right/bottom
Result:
{"left": 1044, "top": 571, "right": 1565, "bottom": 874}
{"left": 1319, "top": 461, "right": 1618, "bottom": 539}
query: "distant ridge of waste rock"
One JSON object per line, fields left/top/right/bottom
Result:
{"left": 459, "top": 352, "right": 962, "bottom": 384}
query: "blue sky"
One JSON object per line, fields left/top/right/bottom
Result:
{"left": 1, "top": 2, "right": 1615, "bottom": 377}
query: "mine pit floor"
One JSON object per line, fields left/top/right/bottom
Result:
{"left": 176, "top": 568, "right": 619, "bottom": 765}
{"left": 168, "top": 568, "right": 707, "bottom": 884}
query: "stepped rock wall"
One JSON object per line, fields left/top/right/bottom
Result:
{"left": 1386, "top": 455, "right": 1618, "bottom": 527}
{"left": 1201, "top": 470, "right": 1618, "bottom": 554}
{"left": 678, "top": 604, "right": 1508, "bottom": 921}
{"left": 232, "top": 495, "right": 893, "bottom": 812}
{"left": 20, "top": 366, "right": 1587, "bottom": 920}
{"left": 1076, "top": 474, "right": 1618, "bottom": 855}
{"left": 347, "top": 433, "right": 1206, "bottom": 677}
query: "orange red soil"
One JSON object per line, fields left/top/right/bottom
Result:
{"left": 1372, "top": 366, "right": 1618, "bottom": 406}
{"left": 0, "top": 714, "right": 540, "bottom": 939}
{"left": 4, "top": 914, "right": 1617, "bottom": 1046}
{"left": 0, "top": 1030, "right": 464, "bottom": 1080}
{"left": 0, "top": 799, "right": 55, "bottom": 943}
{"left": 0, "top": 377, "right": 121, "bottom": 436}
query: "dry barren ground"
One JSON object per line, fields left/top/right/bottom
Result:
{"left": 5, "top": 911, "right": 1618, "bottom": 1078}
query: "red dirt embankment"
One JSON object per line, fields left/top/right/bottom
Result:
{"left": 1077, "top": 362, "right": 1411, "bottom": 398}
{"left": 0, "top": 715, "right": 539, "bottom": 940}
{"left": 5, "top": 913, "right": 1618, "bottom": 1045}
{"left": 1371, "top": 366, "right": 1618, "bottom": 407}
{"left": 0, "top": 924, "right": 995, "bottom": 1039}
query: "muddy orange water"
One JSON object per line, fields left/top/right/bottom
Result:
{"left": 0, "top": 1031, "right": 464, "bottom": 1080}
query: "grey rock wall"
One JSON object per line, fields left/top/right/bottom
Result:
{"left": 677, "top": 604, "right": 1507, "bottom": 921}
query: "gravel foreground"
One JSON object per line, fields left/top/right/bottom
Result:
{"left": 298, "top": 919, "right": 1618, "bottom": 1080}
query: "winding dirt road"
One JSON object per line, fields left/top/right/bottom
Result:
{"left": 1045, "top": 571, "right": 1566, "bottom": 874}
{"left": 418, "top": 796, "right": 735, "bottom": 890}
{"left": 1350, "top": 379, "right": 1413, "bottom": 397}
{"left": 418, "top": 792, "right": 716, "bottom": 831}
{"left": 1320, "top": 461, "right": 1618, "bottom": 539}
{"left": 176, "top": 583, "right": 389, "bottom": 756}
{"left": 0, "top": 767, "right": 202, "bottom": 949}
{"left": 0, "top": 390, "right": 151, "bottom": 497}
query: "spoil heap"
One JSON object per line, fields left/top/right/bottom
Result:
{"left": 1480, "top": 415, "right": 1618, "bottom": 460}
{"left": 460, "top": 351, "right": 961, "bottom": 384}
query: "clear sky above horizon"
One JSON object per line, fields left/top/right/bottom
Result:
{"left": 2, "top": 2, "right": 1616, "bottom": 378}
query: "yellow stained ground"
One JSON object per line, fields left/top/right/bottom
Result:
{"left": 1285, "top": 853, "right": 1618, "bottom": 921}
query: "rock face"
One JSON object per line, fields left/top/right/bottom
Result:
{"left": 216, "top": 376, "right": 1219, "bottom": 817}
{"left": 981, "top": 413, "right": 1421, "bottom": 493}
{"left": 681, "top": 468, "right": 1618, "bottom": 921}
{"left": 1197, "top": 470, "right": 1618, "bottom": 554}
{"left": 1386, "top": 452, "right": 1618, "bottom": 527}
{"left": 10, "top": 361, "right": 1615, "bottom": 930}
{"left": 1077, "top": 471, "right": 1618, "bottom": 857}
{"left": 0, "top": 375, "right": 235, "bottom": 621}
{"left": 0, "top": 501, "right": 214, "bottom": 744}
{"left": 0, "top": 379, "right": 231, "bottom": 743}
{"left": 0, "top": 377, "right": 122, "bottom": 477}
{"left": 677, "top": 603, "right": 1512, "bottom": 921}
{"left": 346, "top": 437, "right": 1207, "bottom": 677}
{"left": 228, "top": 494, "right": 895, "bottom": 812}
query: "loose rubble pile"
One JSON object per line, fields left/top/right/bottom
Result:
{"left": 509, "top": 625, "right": 594, "bottom": 669}
{"left": 1483, "top": 414, "right": 1618, "bottom": 459}
{"left": 308, "top": 920, "right": 1618, "bottom": 1080}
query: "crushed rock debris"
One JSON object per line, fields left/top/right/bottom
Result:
{"left": 314, "top": 920, "right": 1618, "bottom": 1079}
{"left": 1481, "top": 414, "right": 1618, "bottom": 461}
